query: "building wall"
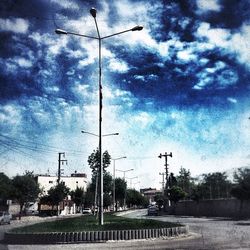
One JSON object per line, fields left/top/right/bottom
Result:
{"left": 169, "top": 198, "right": 250, "bottom": 218}
{"left": 140, "top": 188, "right": 162, "bottom": 204}
{"left": 37, "top": 175, "right": 88, "bottom": 195}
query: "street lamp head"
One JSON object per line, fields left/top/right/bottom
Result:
{"left": 55, "top": 29, "right": 68, "bottom": 35}
{"left": 131, "top": 25, "right": 143, "bottom": 31}
{"left": 90, "top": 8, "right": 97, "bottom": 18}
{"left": 158, "top": 153, "right": 162, "bottom": 159}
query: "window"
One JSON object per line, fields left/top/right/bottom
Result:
{"left": 49, "top": 181, "right": 53, "bottom": 184}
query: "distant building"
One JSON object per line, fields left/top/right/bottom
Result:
{"left": 140, "top": 188, "right": 162, "bottom": 204}
{"left": 36, "top": 173, "right": 88, "bottom": 195}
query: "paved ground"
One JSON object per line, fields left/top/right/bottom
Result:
{"left": 1, "top": 210, "right": 250, "bottom": 249}
{"left": 125, "top": 209, "right": 250, "bottom": 249}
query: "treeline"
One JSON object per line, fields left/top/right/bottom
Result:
{"left": 0, "top": 149, "right": 148, "bottom": 218}
{"left": 0, "top": 171, "right": 40, "bottom": 218}
{"left": 156, "top": 167, "right": 250, "bottom": 205}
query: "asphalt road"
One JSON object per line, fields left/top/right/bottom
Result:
{"left": 1, "top": 210, "right": 250, "bottom": 249}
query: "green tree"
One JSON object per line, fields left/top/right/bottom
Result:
{"left": 168, "top": 186, "right": 186, "bottom": 204}
{"left": 88, "top": 148, "right": 111, "bottom": 177}
{"left": 70, "top": 187, "right": 84, "bottom": 212}
{"left": 231, "top": 167, "right": 250, "bottom": 202}
{"left": 47, "top": 182, "right": 70, "bottom": 215}
{"left": 176, "top": 167, "right": 191, "bottom": 196}
{"left": 190, "top": 184, "right": 203, "bottom": 203}
{"left": 126, "top": 189, "right": 148, "bottom": 208}
{"left": 0, "top": 173, "right": 12, "bottom": 205}
{"left": 89, "top": 172, "right": 113, "bottom": 202}
{"left": 12, "top": 172, "right": 41, "bottom": 219}
{"left": 83, "top": 186, "right": 95, "bottom": 208}
{"left": 103, "top": 193, "right": 112, "bottom": 209}
{"left": 200, "top": 172, "right": 232, "bottom": 199}
{"left": 88, "top": 149, "right": 112, "bottom": 210}
{"left": 114, "top": 177, "right": 127, "bottom": 210}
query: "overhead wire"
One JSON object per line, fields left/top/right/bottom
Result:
{"left": 0, "top": 133, "right": 86, "bottom": 156}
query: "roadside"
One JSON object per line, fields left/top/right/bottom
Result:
{"left": 0, "top": 213, "right": 82, "bottom": 241}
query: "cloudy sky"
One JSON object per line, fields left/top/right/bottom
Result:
{"left": 0, "top": 0, "right": 250, "bottom": 189}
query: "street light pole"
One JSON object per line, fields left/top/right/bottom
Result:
{"left": 116, "top": 168, "right": 134, "bottom": 210}
{"left": 55, "top": 8, "right": 143, "bottom": 225}
{"left": 81, "top": 130, "right": 119, "bottom": 137}
{"left": 126, "top": 176, "right": 138, "bottom": 188}
{"left": 89, "top": 8, "right": 104, "bottom": 226}
{"left": 112, "top": 156, "right": 127, "bottom": 211}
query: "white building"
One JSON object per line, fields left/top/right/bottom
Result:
{"left": 36, "top": 173, "right": 88, "bottom": 195}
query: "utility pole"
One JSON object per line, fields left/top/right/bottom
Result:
{"left": 159, "top": 172, "right": 165, "bottom": 195}
{"left": 158, "top": 152, "right": 172, "bottom": 210}
{"left": 57, "top": 152, "right": 67, "bottom": 184}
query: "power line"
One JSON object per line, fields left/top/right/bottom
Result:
{"left": 0, "top": 133, "right": 86, "bottom": 156}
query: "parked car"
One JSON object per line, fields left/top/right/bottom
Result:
{"left": 147, "top": 206, "right": 159, "bottom": 216}
{"left": 0, "top": 211, "right": 11, "bottom": 225}
{"left": 82, "top": 208, "right": 92, "bottom": 214}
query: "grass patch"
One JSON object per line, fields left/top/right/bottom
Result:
{"left": 11, "top": 214, "right": 181, "bottom": 233}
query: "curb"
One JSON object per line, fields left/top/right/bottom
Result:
{"left": 4, "top": 226, "right": 189, "bottom": 244}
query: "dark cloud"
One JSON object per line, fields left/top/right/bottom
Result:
{"left": 200, "top": 0, "right": 250, "bottom": 29}
{"left": 0, "top": 1, "right": 249, "bottom": 132}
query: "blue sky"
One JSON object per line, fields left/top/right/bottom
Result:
{"left": 0, "top": 0, "right": 250, "bottom": 189}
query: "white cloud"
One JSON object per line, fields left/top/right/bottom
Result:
{"left": 227, "top": 97, "right": 237, "bottom": 104}
{"left": 115, "top": 0, "right": 148, "bottom": 20}
{"left": 230, "top": 24, "right": 250, "bottom": 67}
{"left": 177, "top": 50, "right": 197, "bottom": 61}
{"left": 0, "top": 18, "right": 29, "bottom": 33}
{"left": 193, "top": 65, "right": 238, "bottom": 90}
{"left": 196, "top": 0, "right": 221, "bottom": 13}
{"left": 197, "top": 22, "right": 231, "bottom": 47}
{"left": 199, "top": 58, "right": 209, "bottom": 65}
{"left": 196, "top": 22, "right": 250, "bottom": 68}
{"left": 132, "top": 111, "right": 155, "bottom": 129}
{"left": 15, "top": 57, "right": 33, "bottom": 68}
{"left": 0, "top": 104, "right": 22, "bottom": 126}
{"left": 50, "top": 0, "right": 79, "bottom": 10}
{"left": 134, "top": 75, "right": 145, "bottom": 81}
{"left": 45, "top": 86, "right": 60, "bottom": 93}
{"left": 108, "top": 58, "right": 129, "bottom": 73}
{"left": 29, "top": 32, "right": 68, "bottom": 56}
{"left": 67, "top": 50, "right": 84, "bottom": 58}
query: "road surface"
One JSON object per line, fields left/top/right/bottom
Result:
{"left": 1, "top": 210, "right": 250, "bottom": 249}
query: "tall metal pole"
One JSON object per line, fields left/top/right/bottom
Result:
{"left": 57, "top": 152, "right": 62, "bottom": 184}
{"left": 113, "top": 160, "right": 116, "bottom": 211}
{"left": 158, "top": 152, "right": 172, "bottom": 209}
{"left": 90, "top": 7, "right": 103, "bottom": 225}
{"left": 55, "top": 8, "right": 143, "bottom": 225}
{"left": 57, "top": 152, "right": 67, "bottom": 184}
{"left": 116, "top": 169, "right": 133, "bottom": 210}
{"left": 159, "top": 172, "right": 165, "bottom": 195}
{"left": 112, "top": 157, "right": 126, "bottom": 211}
{"left": 96, "top": 18, "right": 103, "bottom": 226}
